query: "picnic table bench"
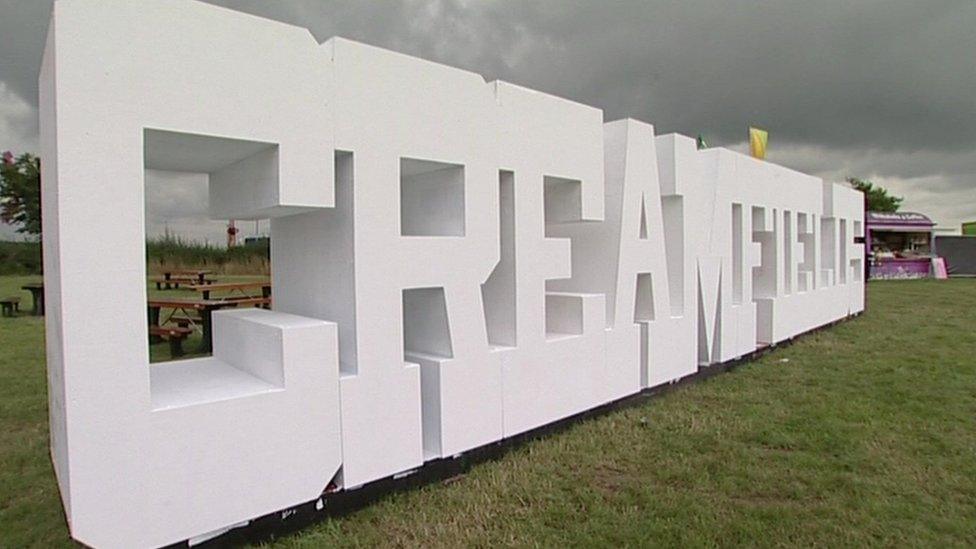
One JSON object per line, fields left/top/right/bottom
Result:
{"left": 188, "top": 280, "right": 271, "bottom": 301}
{"left": 1, "top": 296, "right": 20, "bottom": 317}
{"left": 149, "top": 325, "right": 193, "bottom": 357}
{"left": 21, "top": 282, "right": 44, "bottom": 315}
{"left": 148, "top": 296, "right": 271, "bottom": 354}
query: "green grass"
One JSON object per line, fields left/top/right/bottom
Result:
{"left": 1, "top": 279, "right": 974, "bottom": 547}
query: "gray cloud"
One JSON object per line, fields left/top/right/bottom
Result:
{"left": 1, "top": 0, "right": 974, "bottom": 239}
{"left": 760, "top": 141, "right": 976, "bottom": 229}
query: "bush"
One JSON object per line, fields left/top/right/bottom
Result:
{"left": 0, "top": 240, "right": 42, "bottom": 275}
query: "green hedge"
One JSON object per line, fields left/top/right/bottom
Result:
{"left": 0, "top": 241, "right": 41, "bottom": 275}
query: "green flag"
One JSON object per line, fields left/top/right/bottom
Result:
{"left": 696, "top": 134, "right": 709, "bottom": 150}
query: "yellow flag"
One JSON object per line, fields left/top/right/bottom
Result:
{"left": 749, "top": 127, "right": 768, "bottom": 159}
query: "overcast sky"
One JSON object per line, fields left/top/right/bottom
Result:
{"left": 1, "top": 0, "right": 974, "bottom": 242}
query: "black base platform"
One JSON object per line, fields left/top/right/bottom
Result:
{"left": 168, "top": 312, "right": 861, "bottom": 548}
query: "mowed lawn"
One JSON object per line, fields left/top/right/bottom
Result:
{"left": 0, "top": 277, "right": 974, "bottom": 547}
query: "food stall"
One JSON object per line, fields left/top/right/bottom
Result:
{"left": 866, "top": 211, "right": 937, "bottom": 279}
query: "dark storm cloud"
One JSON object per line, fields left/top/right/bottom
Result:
{"left": 1, "top": 0, "right": 974, "bottom": 235}
{"left": 197, "top": 0, "right": 976, "bottom": 153}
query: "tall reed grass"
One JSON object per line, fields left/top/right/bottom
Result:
{"left": 145, "top": 235, "right": 269, "bottom": 275}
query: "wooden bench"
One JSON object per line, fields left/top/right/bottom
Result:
{"left": 170, "top": 313, "right": 203, "bottom": 328}
{"left": 149, "top": 325, "right": 193, "bottom": 357}
{"left": 1, "top": 296, "right": 20, "bottom": 317}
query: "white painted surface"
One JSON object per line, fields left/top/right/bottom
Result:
{"left": 41, "top": 2, "right": 340, "bottom": 547}
{"left": 42, "top": 1, "right": 864, "bottom": 546}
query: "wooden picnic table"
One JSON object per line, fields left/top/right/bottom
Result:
{"left": 21, "top": 282, "right": 44, "bottom": 316}
{"left": 147, "top": 296, "right": 270, "bottom": 353}
{"left": 163, "top": 269, "right": 211, "bottom": 282}
{"left": 152, "top": 270, "right": 216, "bottom": 290}
{"left": 188, "top": 280, "right": 271, "bottom": 300}
{"left": 154, "top": 269, "right": 213, "bottom": 289}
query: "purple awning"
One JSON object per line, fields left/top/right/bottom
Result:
{"left": 866, "top": 211, "right": 934, "bottom": 227}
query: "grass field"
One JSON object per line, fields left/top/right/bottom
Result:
{"left": 0, "top": 278, "right": 974, "bottom": 547}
